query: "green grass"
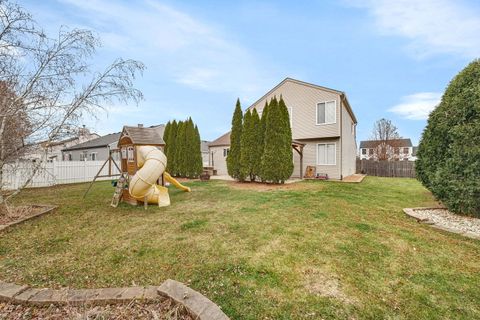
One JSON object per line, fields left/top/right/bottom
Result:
{"left": 1, "top": 177, "right": 480, "bottom": 319}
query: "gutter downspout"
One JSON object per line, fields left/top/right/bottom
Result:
{"left": 339, "top": 94, "right": 343, "bottom": 180}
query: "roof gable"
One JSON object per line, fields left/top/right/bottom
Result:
{"left": 119, "top": 125, "right": 165, "bottom": 146}
{"left": 247, "top": 77, "right": 357, "bottom": 123}
{"left": 208, "top": 131, "right": 230, "bottom": 147}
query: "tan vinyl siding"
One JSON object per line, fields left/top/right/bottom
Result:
{"left": 249, "top": 80, "right": 341, "bottom": 139}
{"left": 292, "top": 138, "right": 341, "bottom": 179}
{"left": 341, "top": 101, "right": 357, "bottom": 177}
{"left": 209, "top": 146, "right": 229, "bottom": 175}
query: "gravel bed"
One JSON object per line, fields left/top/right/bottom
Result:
{"left": 412, "top": 208, "right": 480, "bottom": 237}
{"left": 0, "top": 299, "right": 194, "bottom": 320}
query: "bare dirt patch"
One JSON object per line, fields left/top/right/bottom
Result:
{"left": 302, "top": 268, "right": 355, "bottom": 304}
{"left": 0, "top": 205, "right": 50, "bottom": 225}
{"left": 226, "top": 181, "right": 322, "bottom": 192}
{"left": 0, "top": 299, "right": 193, "bottom": 320}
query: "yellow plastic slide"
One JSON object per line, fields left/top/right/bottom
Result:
{"left": 128, "top": 146, "right": 190, "bottom": 207}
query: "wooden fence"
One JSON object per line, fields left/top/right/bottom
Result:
{"left": 356, "top": 159, "right": 416, "bottom": 178}
{"left": 2, "top": 160, "right": 121, "bottom": 190}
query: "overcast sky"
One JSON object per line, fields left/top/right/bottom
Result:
{"left": 22, "top": 0, "right": 480, "bottom": 145}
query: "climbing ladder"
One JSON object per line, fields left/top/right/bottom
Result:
{"left": 111, "top": 174, "right": 128, "bottom": 207}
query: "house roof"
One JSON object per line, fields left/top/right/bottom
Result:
{"left": 246, "top": 77, "right": 357, "bottom": 124}
{"left": 208, "top": 131, "right": 231, "bottom": 147}
{"left": 119, "top": 124, "right": 165, "bottom": 146}
{"left": 359, "top": 139, "right": 413, "bottom": 149}
{"left": 62, "top": 132, "right": 121, "bottom": 151}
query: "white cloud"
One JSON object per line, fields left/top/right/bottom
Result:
{"left": 389, "top": 92, "right": 442, "bottom": 120}
{"left": 346, "top": 0, "right": 480, "bottom": 58}
{"left": 59, "top": 0, "right": 275, "bottom": 97}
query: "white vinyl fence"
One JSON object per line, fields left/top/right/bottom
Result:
{"left": 2, "top": 160, "right": 121, "bottom": 190}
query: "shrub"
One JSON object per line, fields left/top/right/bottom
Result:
{"left": 227, "top": 99, "right": 243, "bottom": 180}
{"left": 416, "top": 59, "right": 480, "bottom": 216}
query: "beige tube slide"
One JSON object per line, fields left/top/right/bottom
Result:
{"left": 128, "top": 146, "right": 190, "bottom": 207}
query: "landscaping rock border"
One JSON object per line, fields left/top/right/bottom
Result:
{"left": 0, "top": 205, "right": 57, "bottom": 232}
{"left": 0, "top": 280, "right": 229, "bottom": 320}
{"left": 403, "top": 207, "right": 480, "bottom": 240}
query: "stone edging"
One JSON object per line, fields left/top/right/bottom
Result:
{"left": 403, "top": 207, "right": 480, "bottom": 240}
{"left": 0, "top": 279, "right": 229, "bottom": 320}
{"left": 0, "top": 205, "right": 57, "bottom": 232}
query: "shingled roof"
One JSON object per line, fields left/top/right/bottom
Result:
{"left": 359, "top": 139, "right": 413, "bottom": 149}
{"left": 119, "top": 125, "right": 165, "bottom": 146}
{"left": 208, "top": 131, "right": 231, "bottom": 147}
{"left": 62, "top": 132, "right": 121, "bottom": 151}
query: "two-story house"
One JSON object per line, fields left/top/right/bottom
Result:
{"left": 209, "top": 78, "right": 358, "bottom": 180}
{"left": 358, "top": 139, "right": 416, "bottom": 161}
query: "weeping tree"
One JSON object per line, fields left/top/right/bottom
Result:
{"left": 0, "top": 0, "right": 144, "bottom": 214}
{"left": 416, "top": 60, "right": 480, "bottom": 216}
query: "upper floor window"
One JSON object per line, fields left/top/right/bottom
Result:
{"left": 316, "top": 101, "right": 336, "bottom": 125}
{"left": 403, "top": 147, "right": 409, "bottom": 154}
{"left": 90, "top": 152, "right": 97, "bottom": 161}
{"left": 80, "top": 151, "right": 88, "bottom": 161}
{"left": 361, "top": 148, "right": 367, "bottom": 155}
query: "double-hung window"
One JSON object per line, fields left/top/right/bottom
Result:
{"left": 316, "top": 101, "right": 336, "bottom": 125}
{"left": 317, "top": 143, "right": 336, "bottom": 165}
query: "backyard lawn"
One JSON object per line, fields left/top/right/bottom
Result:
{"left": 1, "top": 177, "right": 480, "bottom": 319}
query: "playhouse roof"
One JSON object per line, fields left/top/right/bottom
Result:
{"left": 118, "top": 124, "right": 165, "bottom": 147}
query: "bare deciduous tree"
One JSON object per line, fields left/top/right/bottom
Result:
{"left": 370, "top": 118, "right": 402, "bottom": 161}
{"left": 0, "top": 0, "right": 145, "bottom": 214}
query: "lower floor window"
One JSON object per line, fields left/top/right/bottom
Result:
{"left": 317, "top": 143, "right": 336, "bottom": 165}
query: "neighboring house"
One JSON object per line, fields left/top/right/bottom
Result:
{"left": 208, "top": 132, "right": 231, "bottom": 175}
{"left": 201, "top": 140, "right": 210, "bottom": 166}
{"left": 62, "top": 124, "right": 165, "bottom": 162}
{"left": 358, "top": 139, "right": 416, "bottom": 161}
{"left": 23, "top": 126, "right": 99, "bottom": 161}
{"left": 209, "top": 78, "right": 358, "bottom": 179}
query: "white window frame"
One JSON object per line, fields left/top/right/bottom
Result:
{"left": 288, "top": 106, "right": 293, "bottom": 127}
{"left": 316, "top": 100, "right": 336, "bottom": 126}
{"left": 316, "top": 143, "right": 336, "bottom": 166}
{"left": 90, "top": 152, "right": 98, "bottom": 161}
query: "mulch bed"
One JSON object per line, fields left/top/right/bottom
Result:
{"left": 0, "top": 299, "right": 194, "bottom": 320}
{"left": 0, "top": 206, "right": 48, "bottom": 226}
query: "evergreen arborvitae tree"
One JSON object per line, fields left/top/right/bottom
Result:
{"left": 163, "top": 121, "right": 171, "bottom": 154}
{"left": 227, "top": 98, "right": 243, "bottom": 180}
{"left": 251, "top": 108, "right": 262, "bottom": 179}
{"left": 258, "top": 101, "right": 269, "bottom": 181}
{"left": 184, "top": 118, "right": 195, "bottom": 177}
{"left": 416, "top": 60, "right": 480, "bottom": 216}
{"left": 174, "top": 120, "right": 186, "bottom": 177}
{"left": 166, "top": 120, "right": 178, "bottom": 174}
{"left": 261, "top": 96, "right": 286, "bottom": 183}
{"left": 277, "top": 96, "right": 294, "bottom": 182}
{"left": 193, "top": 125, "right": 203, "bottom": 177}
{"left": 240, "top": 110, "right": 254, "bottom": 181}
